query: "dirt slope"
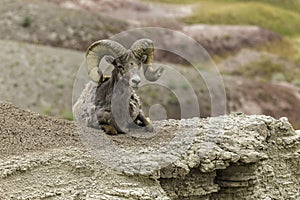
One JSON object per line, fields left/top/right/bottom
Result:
{"left": 0, "top": 0, "right": 128, "bottom": 51}
{"left": 225, "top": 77, "right": 300, "bottom": 129}
{"left": 0, "top": 102, "right": 79, "bottom": 158}
{"left": 1, "top": 39, "right": 299, "bottom": 129}
{"left": 48, "top": 0, "right": 192, "bottom": 25}
{"left": 0, "top": 40, "right": 83, "bottom": 118}
{"left": 183, "top": 24, "right": 281, "bottom": 55}
{"left": 0, "top": 0, "right": 280, "bottom": 57}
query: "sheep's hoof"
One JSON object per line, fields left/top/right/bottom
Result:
{"left": 101, "top": 125, "right": 118, "bottom": 135}
{"left": 119, "top": 127, "right": 129, "bottom": 134}
{"left": 143, "top": 117, "right": 154, "bottom": 132}
{"left": 145, "top": 124, "right": 154, "bottom": 132}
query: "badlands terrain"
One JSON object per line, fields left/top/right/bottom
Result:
{"left": 0, "top": 0, "right": 300, "bottom": 199}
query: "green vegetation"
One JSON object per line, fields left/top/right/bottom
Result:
{"left": 256, "top": 39, "right": 300, "bottom": 61}
{"left": 292, "top": 79, "right": 300, "bottom": 87}
{"left": 149, "top": 0, "right": 300, "bottom": 36}
{"left": 43, "top": 105, "right": 54, "bottom": 116}
{"left": 231, "top": 58, "right": 300, "bottom": 83}
{"left": 167, "top": 95, "right": 178, "bottom": 104}
{"left": 21, "top": 16, "right": 32, "bottom": 28}
{"left": 235, "top": 59, "right": 284, "bottom": 79}
{"left": 219, "top": 0, "right": 300, "bottom": 14}
{"left": 150, "top": 0, "right": 300, "bottom": 13}
{"left": 148, "top": 0, "right": 200, "bottom": 4}
{"left": 61, "top": 110, "right": 74, "bottom": 121}
{"left": 150, "top": 0, "right": 300, "bottom": 65}
{"left": 182, "top": 1, "right": 300, "bottom": 36}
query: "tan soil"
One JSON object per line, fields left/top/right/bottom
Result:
{"left": 0, "top": 102, "right": 79, "bottom": 158}
{"left": 1, "top": 0, "right": 280, "bottom": 57}
{"left": 0, "top": 0, "right": 128, "bottom": 51}
{"left": 48, "top": 0, "right": 193, "bottom": 25}
{"left": 0, "top": 40, "right": 83, "bottom": 118}
{"left": 225, "top": 77, "right": 300, "bottom": 129}
{"left": 183, "top": 24, "right": 281, "bottom": 56}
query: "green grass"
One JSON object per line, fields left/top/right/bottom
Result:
{"left": 291, "top": 37, "right": 300, "bottom": 61}
{"left": 147, "top": 0, "right": 200, "bottom": 4}
{"left": 233, "top": 59, "right": 284, "bottom": 79}
{"left": 292, "top": 79, "right": 300, "bottom": 87}
{"left": 182, "top": 1, "right": 300, "bottom": 36}
{"left": 149, "top": 0, "right": 300, "bottom": 13}
{"left": 148, "top": 0, "right": 300, "bottom": 36}
{"left": 150, "top": 0, "right": 300, "bottom": 80}
{"left": 61, "top": 110, "right": 74, "bottom": 121}
{"left": 21, "top": 16, "right": 32, "bottom": 28}
{"left": 256, "top": 39, "right": 300, "bottom": 61}
{"left": 43, "top": 105, "right": 54, "bottom": 116}
{"left": 218, "top": 0, "right": 300, "bottom": 14}
{"left": 230, "top": 58, "right": 300, "bottom": 83}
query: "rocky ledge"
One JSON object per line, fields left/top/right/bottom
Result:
{"left": 0, "top": 102, "right": 299, "bottom": 199}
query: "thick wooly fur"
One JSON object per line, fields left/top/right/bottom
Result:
{"left": 73, "top": 38, "right": 163, "bottom": 134}
{"left": 73, "top": 81, "right": 99, "bottom": 129}
{"left": 73, "top": 79, "right": 148, "bottom": 134}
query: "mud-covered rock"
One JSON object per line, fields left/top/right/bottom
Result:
{"left": 0, "top": 102, "right": 299, "bottom": 199}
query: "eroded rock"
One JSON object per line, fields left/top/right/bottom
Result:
{"left": 0, "top": 102, "right": 299, "bottom": 199}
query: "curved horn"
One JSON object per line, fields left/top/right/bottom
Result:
{"left": 130, "top": 38, "right": 163, "bottom": 82}
{"left": 130, "top": 38, "right": 154, "bottom": 65}
{"left": 86, "top": 40, "right": 126, "bottom": 82}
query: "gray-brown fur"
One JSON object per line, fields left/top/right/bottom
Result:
{"left": 73, "top": 39, "right": 163, "bottom": 134}
{"left": 95, "top": 53, "right": 151, "bottom": 134}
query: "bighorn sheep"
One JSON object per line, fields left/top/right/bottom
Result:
{"left": 73, "top": 39, "right": 164, "bottom": 134}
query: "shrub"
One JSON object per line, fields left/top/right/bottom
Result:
{"left": 21, "top": 16, "right": 32, "bottom": 28}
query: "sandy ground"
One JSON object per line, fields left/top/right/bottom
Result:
{"left": 0, "top": 102, "right": 79, "bottom": 158}
{"left": 0, "top": 40, "right": 83, "bottom": 118}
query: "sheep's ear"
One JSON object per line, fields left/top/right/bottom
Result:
{"left": 141, "top": 55, "right": 147, "bottom": 63}
{"left": 105, "top": 55, "right": 115, "bottom": 64}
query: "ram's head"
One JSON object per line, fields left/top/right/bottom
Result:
{"left": 85, "top": 38, "right": 164, "bottom": 83}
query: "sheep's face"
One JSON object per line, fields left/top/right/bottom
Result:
{"left": 108, "top": 51, "right": 142, "bottom": 89}
{"left": 124, "top": 66, "right": 141, "bottom": 89}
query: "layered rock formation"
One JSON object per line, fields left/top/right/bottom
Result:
{"left": 0, "top": 102, "right": 299, "bottom": 199}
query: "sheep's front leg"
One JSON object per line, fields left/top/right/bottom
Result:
{"left": 100, "top": 124, "right": 118, "bottom": 135}
{"left": 96, "top": 110, "right": 128, "bottom": 134}
{"left": 136, "top": 110, "right": 154, "bottom": 132}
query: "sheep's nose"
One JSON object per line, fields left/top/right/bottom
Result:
{"left": 132, "top": 77, "right": 141, "bottom": 85}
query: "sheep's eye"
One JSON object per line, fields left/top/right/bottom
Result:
{"left": 117, "top": 65, "right": 124, "bottom": 70}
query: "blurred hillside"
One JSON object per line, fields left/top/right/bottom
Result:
{"left": 0, "top": 0, "right": 299, "bottom": 128}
